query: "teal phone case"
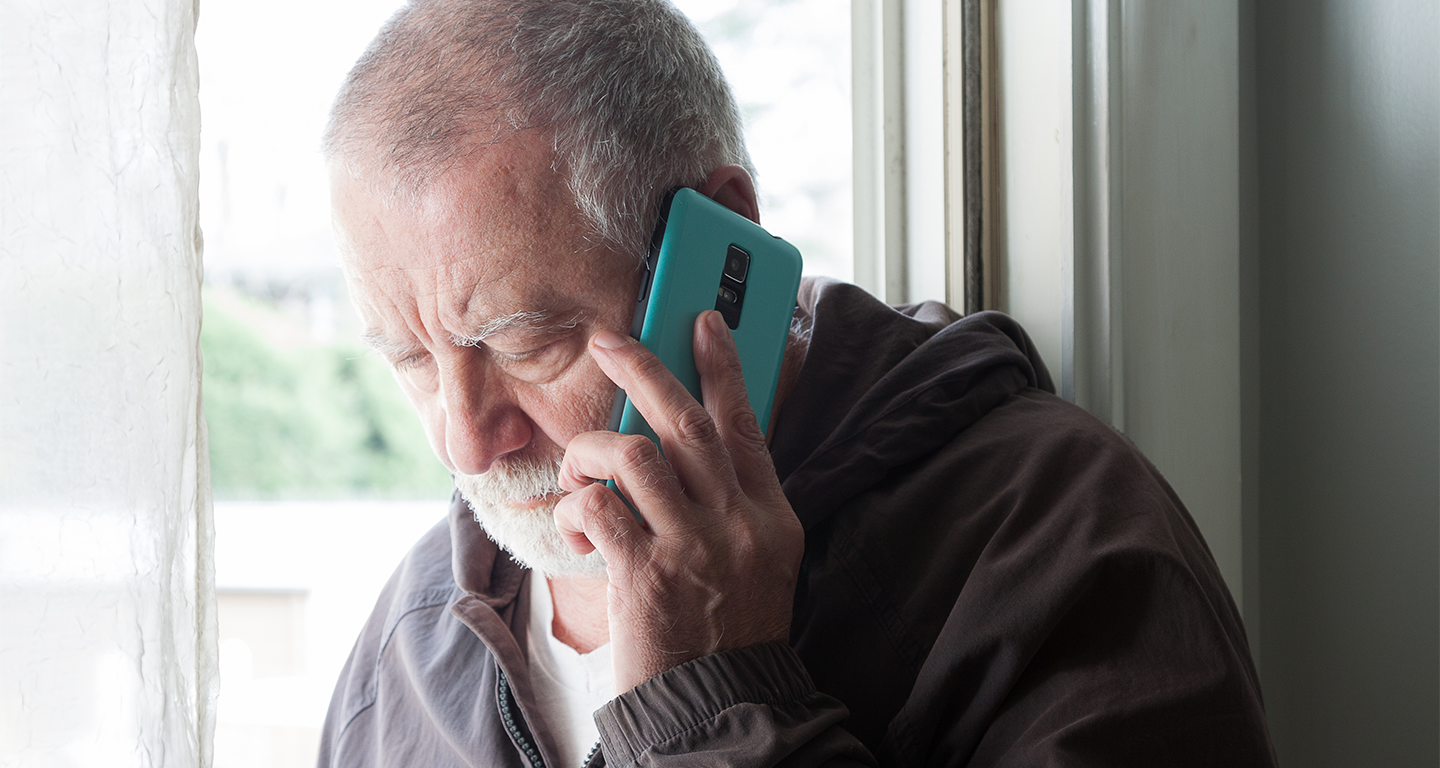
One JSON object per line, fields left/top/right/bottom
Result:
{"left": 609, "top": 187, "right": 803, "bottom": 453}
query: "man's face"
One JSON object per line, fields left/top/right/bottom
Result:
{"left": 332, "top": 130, "right": 640, "bottom": 577}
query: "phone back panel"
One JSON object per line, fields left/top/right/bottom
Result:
{"left": 615, "top": 188, "right": 803, "bottom": 447}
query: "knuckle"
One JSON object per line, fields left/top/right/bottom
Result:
{"left": 725, "top": 406, "right": 766, "bottom": 447}
{"left": 716, "top": 517, "right": 757, "bottom": 553}
{"left": 629, "top": 347, "right": 671, "bottom": 382}
{"left": 617, "top": 434, "right": 661, "bottom": 475}
{"left": 673, "top": 404, "right": 719, "bottom": 446}
{"left": 557, "top": 456, "right": 589, "bottom": 489}
{"left": 572, "top": 484, "right": 613, "bottom": 519}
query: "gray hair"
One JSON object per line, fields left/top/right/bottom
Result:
{"left": 324, "top": 0, "right": 755, "bottom": 258}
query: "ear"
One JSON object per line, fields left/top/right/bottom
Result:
{"left": 697, "top": 165, "right": 760, "bottom": 225}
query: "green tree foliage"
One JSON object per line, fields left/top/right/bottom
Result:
{"left": 201, "top": 286, "right": 452, "bottom": 499}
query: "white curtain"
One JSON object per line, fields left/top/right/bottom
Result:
{"left": 0, "top": 0, "right": 217, "bottom": 766}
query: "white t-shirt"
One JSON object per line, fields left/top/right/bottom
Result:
{"left": 526, "top": 577, "right": 615, "bottom": 768}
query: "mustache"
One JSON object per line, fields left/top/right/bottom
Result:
{"left": 454, "top": 454, "right": 564, "bottom": 503}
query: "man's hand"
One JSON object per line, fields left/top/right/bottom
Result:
{"left": 553, "top": 310, "right": 805, "bottom": 693}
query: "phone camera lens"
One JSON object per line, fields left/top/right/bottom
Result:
{"left": 723, "top": 245, "right": 750, "bottom": 283}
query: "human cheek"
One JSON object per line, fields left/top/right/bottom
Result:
{"left": 394, "top": 373, "right": 456, "bottom": 471}
{"left": 518, "top": 364, "right": 616, "bottom": 447}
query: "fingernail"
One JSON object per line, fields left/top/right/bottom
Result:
{"left": 706, "top": 310, "right": 731, "bottom": 341}
{"left": 593, "top": 331, "right": 630, "bottom": 349}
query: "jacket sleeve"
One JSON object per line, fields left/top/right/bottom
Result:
{"left": 593, "top": 643, "right": 878, "bottom": 767}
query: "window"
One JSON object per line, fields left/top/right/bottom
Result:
{"left": 673, "top": 0, "right": 855, "bottom": 281}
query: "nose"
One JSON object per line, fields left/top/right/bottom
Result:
{"left": 437, "top": 351, "right": 532, "bottom": 475}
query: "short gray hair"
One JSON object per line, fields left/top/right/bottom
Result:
{"left": 324, "top": 0, "right": 755, "bottom": 258}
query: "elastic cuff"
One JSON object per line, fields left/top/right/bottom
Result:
{"left": 595, "top": 643, "right": 816, "bottom": 765}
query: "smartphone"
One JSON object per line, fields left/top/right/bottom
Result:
{"left": 606, "top": 186, "right": 803, "bottom": 470}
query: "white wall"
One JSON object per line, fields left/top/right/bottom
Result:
{"left": 1252, "top": 0, "right": 1438, "bottom": 763}
{"left": 1113, "top": 0, "right": 1244, "bottom": 607}
{"left": 993, "top": 0, "right": 1439, "bottom": 762}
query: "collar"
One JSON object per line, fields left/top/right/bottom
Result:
{"left": 448, "top": 488, "right": 528, "bottom": 609}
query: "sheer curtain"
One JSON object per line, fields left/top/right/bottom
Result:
{"left": 1, "top": 0, "right": 217, "bottom": 766}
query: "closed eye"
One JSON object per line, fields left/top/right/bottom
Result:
{"left": 393, "top": 350, "right": 431, "bottom": 370}
{"left": 496, "top": 341, "right": 558, "bottom": 363}
{"left": 489, "top": 336, "right": 580, "bottom": 384}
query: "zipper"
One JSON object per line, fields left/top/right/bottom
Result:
{"left": 497, "top": 671, "right": 546, "bottom": 768}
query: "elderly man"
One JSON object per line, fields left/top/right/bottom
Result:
{"left": 319, "top": 1, "right": 1276, "bottom": 766}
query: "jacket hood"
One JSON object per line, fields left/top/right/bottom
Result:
{"left": 773, "top": 279, "right": 1054, "bottom": 531}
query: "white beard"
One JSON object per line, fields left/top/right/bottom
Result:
{"left": 454, "top": 455, "right": 608, "bottom": 579}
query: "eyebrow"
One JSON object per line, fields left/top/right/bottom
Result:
{"left": 449, "top": 309, "right": 583, "bottom": 348}
{"left": 360, "top": 329, "right": 421, "bottom": 364}
{"left": 359, "top": 309, "right": 585, "bottom": 361}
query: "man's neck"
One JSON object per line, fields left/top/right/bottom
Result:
{"left": 547, "top": 574, "right": 610, "bottom": 653}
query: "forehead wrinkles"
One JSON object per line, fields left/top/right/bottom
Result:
{"left": 369, "top": 257, "right": 582, "bottom": 355}
{"left": 338, "top": 130, "right": 612, "bottom": 349}
{"left": 346, "top": 262, "right": 442, "bottom": 355}
{"left": 445, "top": 273, "right": 575, "bottom": 339}
{"left": 349, "top": 209, "right": 518, "bottom": 343}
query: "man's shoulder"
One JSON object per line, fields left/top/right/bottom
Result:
{"left": 378, "top": 515, "right": 464, "bottom": 640}
{"left": 793, "top": 384, "right": 1266, "bottom": 760}
{"left": 884, "top": 384, "right": 1212, "bottom": 581}
{"left": 968, "top": 386, "right": 1204, "bottom": 550}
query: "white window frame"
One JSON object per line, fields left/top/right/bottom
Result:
{"left": 851, "top": 0, "right": 949, "bottom": 306}
{"left": 944, "top": 0, "right": 1249, "bottom": 623}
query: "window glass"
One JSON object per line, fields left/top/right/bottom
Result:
{"left": 673, "top": 0, "right": 854, "bottom": 280}
{"left": 197, "top": 4, "right": 441, "bottom": 766}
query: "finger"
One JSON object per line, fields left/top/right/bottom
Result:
{"left": 589, "top": 331, "right": 735, "bottom": 503}
{"left": 552, "top": 481, "right": 649, "bottom": 563}
{"left": 692, "top": 311, "right": 779, "bottom": 500}
{"left": 559, "top": 430, "right": 686, "bottom": 530}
